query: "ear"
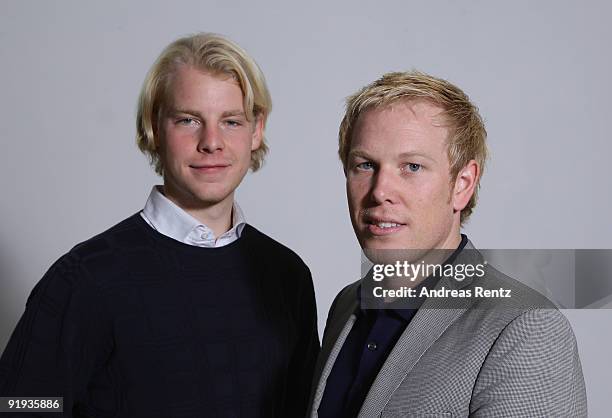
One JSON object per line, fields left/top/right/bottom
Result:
{"left": 452, "top": 160, "right": 479, "bottom": 212}
{"left": 250, "top": 114, "right": 264, "bottom": 151}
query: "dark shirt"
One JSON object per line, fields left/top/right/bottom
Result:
{"left": 0, "top": 214, "right": 320, "bottom": 418}
{"left": 318, "top": 235, "right": 468, "bottom": 418}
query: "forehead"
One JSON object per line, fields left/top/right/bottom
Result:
{"left": 164, "top": 65, "right": 244, "bottom": 106}
{"left": 351, "top": 99, "right": 449, "bottom": 155}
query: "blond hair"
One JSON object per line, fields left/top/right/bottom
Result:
{"left": 136, "top": 33, "right": 272, "bottom": 175}
{"left": 339, "top": 71, "right": 488, "bottom": 224}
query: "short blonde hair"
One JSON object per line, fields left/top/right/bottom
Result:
{"left": 136, "top": 33, "right": 272, "bottom": 175}
{"left": 339, "top": 71, "right": 488, "bottom": 224}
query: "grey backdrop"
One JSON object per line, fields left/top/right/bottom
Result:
{"left": 1, "top": 0, "right": 610, "bottom": 415}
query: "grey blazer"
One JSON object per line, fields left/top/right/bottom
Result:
{"left": 308, "top": 241, "right": 587, "bottom": 417}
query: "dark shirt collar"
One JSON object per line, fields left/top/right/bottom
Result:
{"left": 444, "top": 233, "right": 469, "bottom": 266}
{"left": 358, "top": 234, "right": 469, "bottom": 321}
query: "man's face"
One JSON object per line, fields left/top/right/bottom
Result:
{"left": 157, "top": 66, "right": 262, "bottom": 210}
{"left": 346, "top": 99, "right": 463, "bottom": 252}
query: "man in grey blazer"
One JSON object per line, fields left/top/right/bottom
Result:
{"left": 308, "top": 71, "right": 587, "bottom": 417}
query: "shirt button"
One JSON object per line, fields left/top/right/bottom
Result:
{"left": 367, "top": 342, "right": 377, "bottom": 351}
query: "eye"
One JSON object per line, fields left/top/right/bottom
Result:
{"left": 225, "top": 119, "right": 243, "bottom": 127}
{"left": 356, "top": 161, "right": 375, "bottom": 171}
{"left": 176, "top": 117, "right": 199, "bottom": 126}
{"left": 405, "top": 163, "right": 421, "bottom": 173}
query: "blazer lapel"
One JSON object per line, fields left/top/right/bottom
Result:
{"left": 358, "top": 241, "right": 483, "bottom": 417}
{"left": 357, "top": 304, "right": 468, "bottom": 417}
{"left": 310, "top": 284, "right": 360, "bottom": 417}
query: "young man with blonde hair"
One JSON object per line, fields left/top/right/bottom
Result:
{"left": 0, "top": 33, "right": 319, "bottom": 417}
{"left": 308, "top": 71, "right": 586, "bottom": 417}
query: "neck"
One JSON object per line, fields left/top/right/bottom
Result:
{"left": 439, "top": 216, "right": 463, "bottom": 250}
{"left": 187, "top": 202, "right": 234, "bottom": 238}
{"left": 161, "top": 187, "right": 234, "bottom": 238}
{"left": 440, "top": 231, "right": 462, "bottom": 251}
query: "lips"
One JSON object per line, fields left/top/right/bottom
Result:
{"left": 363, "top": 216, "right": 406, "bottom": 236}
{"left": 189, "top": 163, "right": 231, "bottom": 173}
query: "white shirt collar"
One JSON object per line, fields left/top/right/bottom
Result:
{"left": 140, "top": 186, "right": 246, "bottom": 248}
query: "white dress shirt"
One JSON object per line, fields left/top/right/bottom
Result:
{"left": 140, "top": 186, "right": 246, "bottom": 248}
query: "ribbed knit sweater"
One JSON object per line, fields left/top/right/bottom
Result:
{"left": 0, "top": 214, "right": 320, "bottom": 417}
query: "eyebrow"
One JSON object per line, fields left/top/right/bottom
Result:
{"left": 221, "top": 110, "right": 246, "bottom": 118}
{"left": 169, "top": 108, "right": 246, "bottom": 119}
{"left": 348, "top": 150, "right": 372, "bottom": 160}
{"left": 349, "top": 149, "right": 437, "bottom": 163}
{"left": 397, "top": 151, "right": 436, "bottom": 163}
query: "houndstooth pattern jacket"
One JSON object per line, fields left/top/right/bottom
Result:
{"left": 308, "top": 241, "right": 587, "bottom": 417}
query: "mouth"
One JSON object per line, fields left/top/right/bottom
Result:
{"left": 190, "top": 163, "right": 230, "bottom": 173}
{"left": 364, "top": 217, "right": 406, "bottom": 236}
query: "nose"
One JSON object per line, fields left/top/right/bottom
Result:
{"left": 370, "top": 167, "right": 398, "bottom": 205}
{"left": 197, "top": 125, "right": 224, "bottom": 153}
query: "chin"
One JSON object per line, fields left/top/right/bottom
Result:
{"left": 359, "top": 233, "right": 405, "bottom": 250}
{"left": 361, "top": 241, "right": 435, "bottom": 267}
{"left": 361, "top": 240, "right": 397, "bottom": 251}
{"left": 179, "top": 188, "right": 226, "bottom": 206}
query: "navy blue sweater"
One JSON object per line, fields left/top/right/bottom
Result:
{"left": 0, "top": 214, "right": 319, "bottom": 417}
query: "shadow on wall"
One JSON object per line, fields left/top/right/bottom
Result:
{"left": 481, "top": 249, "right": 612, "bottom": 309}
{"left": 0, "top": 244, "right": 28, "bottom": 354}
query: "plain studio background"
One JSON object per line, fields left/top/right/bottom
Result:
{"left": 1, "top": 0, "right": 610, "bottom": 415}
